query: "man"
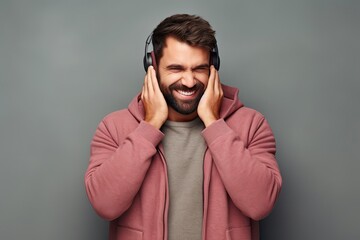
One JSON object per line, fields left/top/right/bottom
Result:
{"left": 85, "top": 14, "right": 282, "bottom": 240}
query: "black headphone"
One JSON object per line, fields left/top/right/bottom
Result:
{"left": 143, "top": 32, "right": 220, "bottom": 72}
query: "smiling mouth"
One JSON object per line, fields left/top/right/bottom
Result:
{"left": 177, "top": 90, "right": 196, "bottom": 96}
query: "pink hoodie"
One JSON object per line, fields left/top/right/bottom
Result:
{"left": 85, "top": 84, "right": 282, "bottom": 240}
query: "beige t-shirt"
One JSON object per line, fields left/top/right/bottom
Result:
{"left": 161, "top": 118, "right": 206, "bottom": 240}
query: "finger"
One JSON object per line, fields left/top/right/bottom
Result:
{"left": 149, "top": 66, "right": 160, "bottom": 91}
{"left": 146, "top": 66, "right": 154, "bottom": 93}
{"left": 143, "top": 72, "right": 148, "bottom": 94}
{"left": 208, "top": 65, "right": 216, "bottom": 91}
{"left": 141, "top": 83, "right": 145, "bottom": 100}
{"left": 214, "top": 69, "right": 221, "bottom": 94}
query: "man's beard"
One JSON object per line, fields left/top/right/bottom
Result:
{"left": 159, "top": 79, "right": 205, "bottom": 115}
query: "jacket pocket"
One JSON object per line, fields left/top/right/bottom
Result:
{"left": 226, "top": 226, "right": 251, "bottom": 240}
{"left": 116, "top": 226, "right": 143, "bottom": 240}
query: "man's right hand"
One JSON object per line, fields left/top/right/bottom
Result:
{"left": 141, "top": 66, "right": 168, "bottom": 129}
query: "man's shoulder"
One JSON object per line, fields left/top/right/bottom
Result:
{"left": 100, "top": 108, "right": 138, "bottom": 127}
{"left": 231, "top": 105, "right": 265, "bottom": 121}
{"left": 225, "top": 104, "right": 270, "bottom": 132}
{"left": 103, "top": 108, "right": 130, "bottom": 121}
{"left": 94, "top": 108, "right": 140, "bottom": 138}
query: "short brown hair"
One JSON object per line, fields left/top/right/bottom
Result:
{"left": 152, "top": 14, "right": 216, "bottom": 65}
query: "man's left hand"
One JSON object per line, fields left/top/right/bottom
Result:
{"left": 197, "top": 65, "right": 223, "bottom": 127}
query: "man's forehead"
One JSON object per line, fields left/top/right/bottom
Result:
{"left": 163, "top": 36, "right": 207, "bottom": 52}
{"left": 161, "top": 37, "right": 210, "bottom": 64}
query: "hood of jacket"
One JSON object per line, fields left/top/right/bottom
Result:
{"left": 127, "top": 84, "right": 244, "bottom": 122}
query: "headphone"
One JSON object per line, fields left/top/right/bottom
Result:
{"left": 143, "top": 32, "right": 220, "bottom": 72}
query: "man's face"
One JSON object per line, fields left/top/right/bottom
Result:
{"left": 157, "top": 36, "right": 210, "bottom": 118}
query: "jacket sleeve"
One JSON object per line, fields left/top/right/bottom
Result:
{"left": 202, "top": 117, "right": 282, "bottom": 221}
{"left": 84, "top": 119, "right": 164, "bottom": 221}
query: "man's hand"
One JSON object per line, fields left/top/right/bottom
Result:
{"left": 141, "top": 66, "right": 168, "bottom": 129}
{"left": 197, "top": 65, "right": 223, "bottom": 127}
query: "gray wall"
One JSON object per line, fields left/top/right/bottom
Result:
{"left": 1, "top": 0, "right": 359, "bottom": 239}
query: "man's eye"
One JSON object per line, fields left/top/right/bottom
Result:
{"left": 168, "top": 68, "right": 182, "bottom": 73}
{"left": 194, "top": 68, "right": 209, "bottom": 73}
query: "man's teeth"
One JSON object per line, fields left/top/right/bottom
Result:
{"left": 177, "top": 90, "right": 195, "bottom": 96}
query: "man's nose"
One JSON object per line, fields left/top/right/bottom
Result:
{"left": 180, "top": 71, "right": 196, "bottom": 88}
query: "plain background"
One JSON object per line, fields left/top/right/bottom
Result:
{"left": 1, "top": 0, "right": 359, "bottom": 239}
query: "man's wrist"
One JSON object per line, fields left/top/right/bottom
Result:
{"left": 202, "top": 116, "right": 218, "bottom": 128}
{"left": 145, "top": 118, "right": 165, "bottom": 129}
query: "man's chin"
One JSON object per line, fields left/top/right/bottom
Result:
{"left": 163, "top": 90, "right": 203, "bottom": 115}
{"left": 170, "top": 101, "right": 199, "bottom": 115}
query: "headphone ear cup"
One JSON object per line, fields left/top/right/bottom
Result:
{"left": 211, "top": 52, "right": 220, "bottom": 70}
{"left": 143, "top": 52, "right": 153, "bottom": 71}
{"left": 143, "top": 51, "right": 157, "bottom": 72}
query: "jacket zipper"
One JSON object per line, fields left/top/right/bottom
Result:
{"left": 202, "top": 148, "right": 212, "bottom": 240}
{"left": 158, "top": 146, "right": 169, "bottom": 240}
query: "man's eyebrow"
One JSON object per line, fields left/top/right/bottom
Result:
{"left": 166, "top": 64, "right": 185, "bottom": 70}
{"left": 192, "top": 64, "right": 210, "bottom": 70}
{"left": 166, "top": 64, "right": 210, "bottom": 70}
